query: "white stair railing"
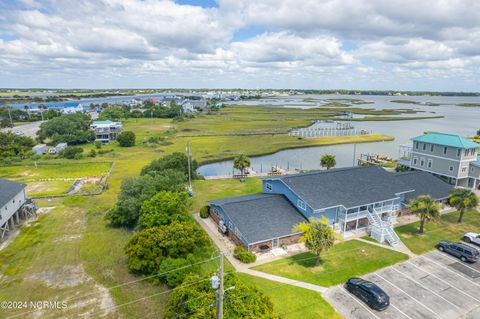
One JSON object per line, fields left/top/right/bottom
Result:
{"left": 367, "top": 207, "right": 399, "bottom": 246}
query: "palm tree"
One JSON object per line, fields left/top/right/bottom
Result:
{"left": 233, "top": 154, "right": 250, "bottom": 182}
{"left": 293, "top": 217, "right": 335, "bottom": 266}
{"left": 320, "top": 154, "right": 336, "bottom": 170}
{"left": 448, "top": 188, "right": 478, "bottom": 223}
{"left": 408, "top": 195, "right": 440, "bottom": 234}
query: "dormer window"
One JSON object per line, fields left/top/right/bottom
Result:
{"left": 422, "top": 143, "right": 426, "bottom": 151}
{"left": 443, "top": 146, "right": 448, "bottom": 155}
{"left": 430, "top": 144, "right": 434, "bottom": 152}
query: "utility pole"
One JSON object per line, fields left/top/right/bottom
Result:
{"left": 7, "top": 106, "right": 13, "bottom": 127}
{"left": 187, "top": 141, "right": 193, "bottom": 196}
{"left": 216, "top": 253, "right": 224, "bottom": 319}
{"left": 353, "top": 143, "right": 357, "bottom": 166}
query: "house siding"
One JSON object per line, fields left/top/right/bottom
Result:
{"left": 0, "top": 188, "right": 26, "bottom": 228}
{"left": 209, "top": 205, "right": 249, "bottom": 247}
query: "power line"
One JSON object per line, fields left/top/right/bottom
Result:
{"left": 4, "top": 255, "right": 220, "bottom": 319}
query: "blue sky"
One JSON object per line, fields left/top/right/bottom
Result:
{"left": 0, "top": 0, "right": 480, "bottom": 91}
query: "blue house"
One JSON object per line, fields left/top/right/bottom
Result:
{"left": 209, "top": 166, "right": 453, "bottom": 252}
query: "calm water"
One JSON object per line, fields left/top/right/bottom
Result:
{"left": 198, "top": 95, "right": 480, "bottom": 176}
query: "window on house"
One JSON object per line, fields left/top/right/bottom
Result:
{"left": 415, "top": 141, "right": 419, "bottom": 149}
{"left": 413, "top": 157, "right": 418, "bottom": 165}
{"left": 471, "top": 167, "right": 475, "bottom": 172}
{"left": 427, "top": 159, "right": 432, "bottom": 168}
{"left": 462, "top": 167, "right": 467, "bottom": 172}
{"left": 457, "top": 149, "right": 461, "bottom": 157}
{"left": 449, "top": 166, "right": 454, "bottom": 172}
{"left": 444, "top": 146, "right": 448, "bottom": 155}
{"left": 420, "top": 158, "right": 425, "bottom": 166}
{"left": 297, "top": 199, "right": 306, "bottom": 210}
{"left": 430, "top": 144, "right": 434, "bottom": 152}
{"left": 266, "top": 183, "right": 272, "bottom": 191}
{"left": 422, "top": 143, "right": 426, "bottom": 150}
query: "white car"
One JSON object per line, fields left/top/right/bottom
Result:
{"left": 463, "top": 233, "right": 480, "bottom": 246}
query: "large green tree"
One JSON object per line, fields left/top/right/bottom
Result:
{"left": 105, "top": 170, "right": 185, "bottom": 227}
{"left": 37, "top": 113, "right": 95, "bottom": 145}
{"left": 233, "top": 154, "right": 251, "bottom": 181}
{"left": 0, "top": 132, "right": 36, "bottom": 160}
{"left": 448, "top": 188, "right": 478, "bottom": 223}
{"left": 138, "top": 191, "right": 191, "bottom": 228}
{"left": 164, "top": 274, "right": 278, "bottom": 319}
{"left": 117, "top": 131, "right": 136, "bottom": 147}
{"left": 320, "top": 154, "right": 336, "bottom": 170}
{"left": 408, "top": 195, "right": 440, "bottom": 233}
{"left": 124, "top": 222, "right": 209, "bottom": 274}
{"left": 293, "top": 217, "right": 335, "bottom": 266}
{"left": 141, "top": 152, "right": 198, "bottom": 180}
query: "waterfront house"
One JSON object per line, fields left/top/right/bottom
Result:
{"left": 398, "top": 132, "right": 480, "bottom": 188}
{"left": 209, "top": 166, "right": 452, "bottom": 252}
{"left": 61, "top": 103, "right": 85, "bottom": 114}
{"left": 90, "top": 120, "right": 122, "bottom": 143}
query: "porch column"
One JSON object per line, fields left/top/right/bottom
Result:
{"left": 9, "top": 217, "right": 15, "bottom": 230}
{"left": 15, "top": 211, "right": 20, "bottom": 224}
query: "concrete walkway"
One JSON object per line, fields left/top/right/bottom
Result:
{"left": 243, "top": 269, "right": 327, "bottom": 293}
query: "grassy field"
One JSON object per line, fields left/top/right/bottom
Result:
{"left": 237, "top": 273, "right": 343, "bottom": 319}
{"left": 395, "top": 210, "right": 480, "bottom": 254}
{"left": 191, "top": 177, "right": 262, "bottom": 212}
{"left": 0, "top": 162, "right": 112, "bottom": 197}
{"left": 0, "top": 104, "right": 434, "bottom": 318}
{"left": 253, "top": 240, "right": 408, "bottom": 287}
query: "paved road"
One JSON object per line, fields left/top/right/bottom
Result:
{"left": 324, "top": 250, "right": 480, "bottom": 319}
{"left": 1, "top": 121, "right": 44, "bottom": 137}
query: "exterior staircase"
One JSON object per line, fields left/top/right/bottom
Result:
{"left": 367, "top": 207, "right": 400, "bottom": 246}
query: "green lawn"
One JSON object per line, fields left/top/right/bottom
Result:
{"left": 395, "top": 210, "right": 480, "bottom": 254}
{"left": 190, "top": 177, "right": 262, "bottom": 212}
{"left": 253, "top": 240, "right": 408, "bottom": 287}
{"left": 237, "top": 273, "right": 343, "bottom": 319}
{"left": 0, "top": 162, "right": 112, "bottom": 180}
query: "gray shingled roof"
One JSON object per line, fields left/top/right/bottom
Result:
{"left": 209, "top": 193, "right": 307, "bottom": 244}
{"left": 277, "top": 166, "right": 414, "bottom": 210}
{"left": 0, "top": 178, "right": 25, "bottom": 208}
{"left": 394, "top": 171, "right": 453, "bottom": 202}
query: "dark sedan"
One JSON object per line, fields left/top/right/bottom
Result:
{"left": 345, "top": 278, "right": 390, "bottom": 311}
{"left": 437, "top": 240, "right": 480, "bottom": 263}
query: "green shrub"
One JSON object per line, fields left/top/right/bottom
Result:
{"left": 117, "top": 131, "right": 136, "bottom": 147}
{"left": 200, "top": 205, "right": 210, "bottom": 218}
{"left": 89, "top": 149, "right": 97, "bottom": 157}
{"left": 94, "top": 141, "right": 102, "bottom": 149}
{"left": 58, "top": 146, "right": 83, "bottom": 159}
{"left": 234, "top": 246, "right": 256, "bottom": 263}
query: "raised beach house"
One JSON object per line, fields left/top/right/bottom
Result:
{"left": 90, "top": 120, "right": 122, "bottom": 143}
{"left": 399, "top": 132, "right": 480, "bottom": 189}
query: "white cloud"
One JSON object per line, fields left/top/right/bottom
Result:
{"left": 1, "top": 0, "right": 480, "bottom": 89}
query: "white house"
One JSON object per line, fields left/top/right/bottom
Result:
{"left": 0, "top": 179, "right": 27, "bottom": 240}
{"left": 32, "top": 144, "right": 47, "bottom": 155}
{"left": 61, "top": 103, "right": 85, "bottom": 114}
{"left": 90, "top": 120, "right": 122, "bottom": 143}
{"left": 181, "top": 102, "right": 196, "bottom": 114}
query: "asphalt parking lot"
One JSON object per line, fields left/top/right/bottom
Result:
{"left": 324, "top": 250, "right": 480, "bottom": 319}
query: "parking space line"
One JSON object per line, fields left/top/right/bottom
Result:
{"left": 407, "top": 260, "right": 480, "bottom": 304}
{"left": 374, "top": 273, "right": 439, "bottom": 317}
{"left": 423, "top": 255, "right": 480, "bottom": 287}
{"left": 341, "top": 287, "right": 381, "bottom": 319}
{"left": 388, "top": 303, "right": 414, "bottom": 319}
{"left": 390, "top": 266, "right": 462, "bottom": 310}
{"left": 432, "top": 251, "right": 480, "bottom": 275}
